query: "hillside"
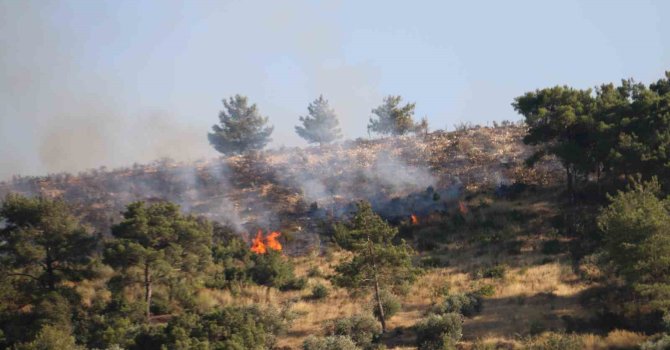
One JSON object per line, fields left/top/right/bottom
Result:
{"left": 3, "top": 125, "right": 652, "bottom": 349}
{"left": 0, "top": 125, "right": 556, "bottom": 243}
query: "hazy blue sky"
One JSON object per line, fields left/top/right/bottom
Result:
{"left": 1, "top": 0, "right": 668, "bottom": 178}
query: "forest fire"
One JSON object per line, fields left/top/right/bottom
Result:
{"left": 410, "top": 214, "right": 419, "bottom": 225}
{"left": 250, "top": 230, "right": 282, "bottom": 254}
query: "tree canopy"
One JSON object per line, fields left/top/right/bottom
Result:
{"left": 331, "top": 201, "right": 419, "bottom": 332}
{"left": 295, "top": 95, "right": 342, "bottom": 145}
{"left": 368, "top": 95, "right": 417, "bottom": 136}
{"left": 598, "top": 178, "right": 670, "bottom": 313}
{"left": 0, "top": 194, "right": 95, "bottom": 292}
{"left": 208, "top": 95, "right": 274, "bottom": 155}
{"left": 104, "top": 201, "right": 213, "bottom": 320}
{"left": 513, "top": 71, "right": 670, "bottom": 195}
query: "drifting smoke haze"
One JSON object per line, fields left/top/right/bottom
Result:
{"left": 0, "top": 1, "right": 384, "bottom": 180}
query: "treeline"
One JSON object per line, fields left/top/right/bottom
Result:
{"left": 514, "top": 71, "right": 670, "bottom": 197}
{"left": 0, "top": 195, "right": 424, "bottom": 349}
{"left": 516, "top": 71, "right": 670, "bottom": 337}
{"left": 208, "top": 94, "right": 428, "bottom": 155}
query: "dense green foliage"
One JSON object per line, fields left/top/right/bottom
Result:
{"left": 295, "top": 95, "right": 342, "bottom": 145}
{"left": 208, "top": 95, "right": 274, "bottom": 155}
{"left": 0, "top": 194, "right": 96, "bottom": 292}
{"left": 327, "top": 314, "right": 381, "bottom": 350}
{"left": 598, "top": 178, "right": 670, "bottom": 313}
{"left": 415, "top": 313, "right": 463, "bottom": 350}
{"left": 105, "top": 201, "right": 213, "bottom": 320}
{"left": 513, "top": 72, "right": 670, "bottom": 195}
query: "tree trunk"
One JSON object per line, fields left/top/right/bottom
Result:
{"left": 144, "top": 263, "right": 152, "bottom": 321}
{"left": 45, "top": 248, "right": 55, "bottom": 291}
{"left": 368, "top": 238, "right": 386, "bottom": 333}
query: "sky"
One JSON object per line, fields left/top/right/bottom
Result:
{"left": 0, "top": 0, "right": 668, "bottom": 179}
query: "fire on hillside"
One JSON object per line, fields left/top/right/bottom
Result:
{"left": 250, "top": 230, "right": 282, "bottom": 254}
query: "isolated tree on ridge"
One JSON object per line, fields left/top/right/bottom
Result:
{"left": 368, "top": 95, "right": 417, "bottom": 136}
{"left": 208, "top": 95, "right": 274, "bottom": 155}
{"left": 295, "top": 95, "right": 342, "bottom": 145}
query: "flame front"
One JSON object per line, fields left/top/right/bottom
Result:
{"left": 250, "top": 230, "right": 266, "bottom": 254}
{"left": 250, "top": 230, "right": 282, "bottom": 254}
{"left": 266, "top": 231, "right": 282, "bottom": 251}
{"left": 410, "top": 214, "right": 418, "bottom": 225}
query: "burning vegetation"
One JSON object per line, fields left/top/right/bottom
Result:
{"left": 250, "top": 230, "right": 282, "bottom": 254}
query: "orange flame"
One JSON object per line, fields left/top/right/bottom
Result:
{"left": 266, "top": 231, "right": 282, "bottom": 251}
{"left": 250, "top": 230, "right": 266, "bottom": 254}
{"left": 410, "top": 214, "right": 419, "bottom": 225}
{"left": 458, "top": 201, "right": 468, "bottom": 215}
{"left": 250, "top": 230, "right": 282, "bottom": 254}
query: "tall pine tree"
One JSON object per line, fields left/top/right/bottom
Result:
{"left": 208, "top": 95, "right": 274, "bottom": 155}
{"left": 295, "top": 95, "right": 342, "bottom": 145}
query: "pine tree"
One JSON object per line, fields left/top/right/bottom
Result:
{"left": 0, "top": 194, "right": 95, "bottom": 292}
{"left": 368, "top": 95, "right": 417, "bottom": 136}
{"left": 295, "top": 95, "right": 342, "bottom": 145}
{"left": 598, "top": 178, "right": 670, "bottom": 312}
{"left": 208, "top": 95, "right": 274, "bottom": 155}
{"left": 331, "top": 201, "right": 419, "bottom": 332}
{"left": 104, "top": 201, "right": 212, "bottom": 320}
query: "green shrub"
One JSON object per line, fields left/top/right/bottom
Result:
{"left": 482, "top": 264, "right": 507, "bottom": 279}
{"left": 328, "top": 314, "right": 381, "bottom": 349}
{"left": 371, "top": 290, "right": 401, "bottom": 322}
{"left": 311, "top": 283, "right": 330, "bottom": 300}
{"left": 307, "top": 266, "right": 324, "bottom": 278}
{"left": 524, "top": 332, "right": 584, "bottom": 350}
{"left": 641, "top": 334, "right": 670, "bottom": 350}
{"left": 249, "top": 251, "right": 304, "bottom": 290}
{"left": 415, "top": 313, "right": 463, "bottom": 350}
{"left": 439, "top": 292, "right": 483, "bottom": 317}
{"left": 477, "top": 284, "right": 496, "bottom": 297}
{"left": 303, "top": 335, "right": 361, "bottom": 350}
{"left": 281, "top": 276, "right": 308, "bottom": 291}
{"left": 157, "top": 305, "right": 287, "bottom": 350}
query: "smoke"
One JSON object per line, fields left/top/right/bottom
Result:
{"left": 0, "top": 1, "right": 381, "bottom": 181}
{"left": 0, "top": 1, "right": 218, "bottom": 180}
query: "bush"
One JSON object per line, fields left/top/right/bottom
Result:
{"left": 641, "top": 334, "right": 670, "bottom": 350}
{"left": 477, "top": 284, "right": 496, "bottom": 297}
{"left": 311, "top": 283, "right": 330, "bottom": 300}
{"left": 439, "top": 292, "right": 483, "bottom": 317}
{"left": 371, "top": 290, "right": 401, "bottom": 322}
{"left": 524, "top": 332, "right": 584, "bottom": 350}
{"left": 158, "top": 305, "right": 287, "bottom": 349}
{"left": 307, "top": 266, "right": 324, "bottom": 278}
{"left": 303, "top": 335, "right": 360, "bottom": 350}
{"left": 328, "top": 314, "right": 381, "bottom": 349}
{"left": 249, "top": 251, "right": 304, "bottom": 290}
{"left": 482, "top": 264, "right": 507, "bottom": 279}
{"left": 415, "top": 313, "right": 463, "bottom": 350}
